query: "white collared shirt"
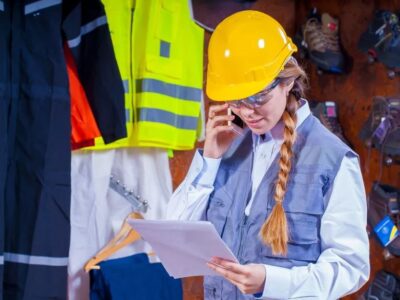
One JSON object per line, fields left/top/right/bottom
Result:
{"left": 166, "top": 100, "right": 370, "bottom": 299}
{"left": 246, "top": 98, "right": 311, "bottom": 216}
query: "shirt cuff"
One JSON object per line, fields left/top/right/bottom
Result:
{"left": 260, "top": 264, "right": 291, "bottom": 299}
{"left": 193, "top": 152, "right": 221, "bottom": 187}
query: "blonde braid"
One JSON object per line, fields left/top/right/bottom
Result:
{"left": 259, "top": 94, "right": 298, "bottom": 255}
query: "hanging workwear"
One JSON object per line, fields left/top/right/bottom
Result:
{"left": 134, "top": 0, "right": 204, "bottom": 149}
{"left": 64, "top": 5, "right": 126, "bottom": 142}
{"left": 90, "top": 253, "right": 182, "bottom": 300}
{"left": 0, "top": 1, "right": 125, "bottom": 299}
{"left": 84, "top": 0, "right": 204, "bottom": 150}
{"left": 65, "top": 45, "right": 101, "bottom": 150}
{"left": 69, "top": 148, "right": 172, "bottom": 299}
{"left": 206, "top": 10, "right": 297, "bottom": 101}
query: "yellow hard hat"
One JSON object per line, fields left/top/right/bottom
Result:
{"left": 206, "top": 10, "right": 297, "bottom": 101}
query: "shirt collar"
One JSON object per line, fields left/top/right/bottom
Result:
{"left": 252, "top": 98, "right": 311, "bottom": 149}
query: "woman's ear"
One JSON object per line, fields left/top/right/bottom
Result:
{"left": 284, "top": 80, "right": 295, "bottom": 96}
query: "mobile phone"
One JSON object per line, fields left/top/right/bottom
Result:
{"left": 227, "top": 107, "right": 244, "bottom": 135}
{"left": 227, "top": 107, "right": 244, "bottom": 128}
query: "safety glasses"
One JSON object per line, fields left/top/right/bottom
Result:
{"left": 229, "top": 77, "right": 282, "bottom": 109}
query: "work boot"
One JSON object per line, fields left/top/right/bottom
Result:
{"left": 309, "top": 101, "right": 350, "bottom": 145}
{"left": 368, "top": 182, "right": 400, "bottom": 256}
{"left": 358, "top": 10, "right": 395, "bottom": 53}
{"left": 358, "top": 10, "right": 400, "bottom": 78}
{"left": 382, "top": 98, "right": 400, "bottom": 161}
{"left": 360, "top": 96, "right": 400, "bottom": 164}
{"left": 297, "top": 8, "right": 348, "bottom": 73}
{"left": 362, "top": 270, "right": 400, "bottom": 300}
{"left": 375, "top": 13, "right": 400, "bottom": 78}
{"left": 360, "top": 96, "right": 389, "bottom": 148}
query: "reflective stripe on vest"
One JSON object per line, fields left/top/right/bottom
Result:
{"left": 84, "top": 0, "right": 204, "bottom": 150}
{"left": 139, "top": 108, "right": 198, "bottom": 130}
{"left": 137, "top": 79, "right": 202, "bottom": 102}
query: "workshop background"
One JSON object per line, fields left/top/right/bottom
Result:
{"left": 170, "top": 0, "right": 400, "bottom": 299}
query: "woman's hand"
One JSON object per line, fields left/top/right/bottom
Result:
{"left": 207, "top": 257, "right": 266, "bottom": 295}
{"left": 203, "top": 103, "right": 237, "bottom": 159}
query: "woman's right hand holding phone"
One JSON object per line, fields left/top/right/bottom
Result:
{"left": 203, "top": 103, "right": 237, "bottom": 159}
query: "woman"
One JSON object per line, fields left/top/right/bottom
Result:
{"left": 167, "top": 10, "right": 369, "bottom": 299}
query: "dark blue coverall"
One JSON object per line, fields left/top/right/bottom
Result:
{"left": 0, "top": 0, "right": 126, "bottom": 298}
{"left": 90, "top": 253, "right": 183, "bottom": 300}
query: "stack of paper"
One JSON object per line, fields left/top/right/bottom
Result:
{"left": 128, "top": 219, "right": 238, "bottom": 278}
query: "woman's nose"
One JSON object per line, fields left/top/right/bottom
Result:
{"left": 239, "top": 105, "right": 256, "bottom": 118}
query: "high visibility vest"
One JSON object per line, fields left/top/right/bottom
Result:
{"left": 86, "top": 0, "right": 204, "bottom": 150}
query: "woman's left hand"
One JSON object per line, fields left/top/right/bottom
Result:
{"left": 207, "top": 257, "right": 266, "bottom": 295}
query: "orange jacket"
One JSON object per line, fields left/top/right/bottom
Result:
{"left": 65, "top": 45, "right": 101, "bottom": 150}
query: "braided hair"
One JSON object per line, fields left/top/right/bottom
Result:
{"left": 259, "top": 57, "right": 308, "bottom": 255}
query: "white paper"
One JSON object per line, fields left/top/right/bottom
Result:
{"left": 128, "top": 219, "right": 238, "bottom": 278}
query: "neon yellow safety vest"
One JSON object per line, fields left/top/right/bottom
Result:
{"left": 85, "top": 0, "right": 204, "bottom": 150}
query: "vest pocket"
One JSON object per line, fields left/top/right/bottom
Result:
{"left": 206, "top": 195, "right": 229, "bottom": 236}
{"left": 259, "top": 168, "right": 325, "bottom": 262}
{"left": 287, "top": 212, "right": 320, "bottom": 244}
{"left": 145, "top": 1, "right": 183, "bottom": 79}
{"left": 284, "top": 172, "right": 326, "bottom": 215}
{"left": 145, "top": 55, "right": 183, "bottom": 79}
{"left": 204, "top": 286, "right": 218, "bottom": 299}
{"left": 204, "top": 278, "right": 222, "bottom": 299}
{"left": 259, "top": 212, "right": 321, "bottom": 263}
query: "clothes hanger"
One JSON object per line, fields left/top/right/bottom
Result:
{"left": 84, "top": 213, "right": 147, "bottom": 271}
{"left": 84, "top": 212, "right": 144, "bottom": 272}
{"left": 84, "top": 176, "right": 150, "bottom": 272}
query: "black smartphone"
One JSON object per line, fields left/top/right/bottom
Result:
{"left": 229, "top": 109, "right": 244, "bottom": 128}
{"left": 227, "top": 107, "right": 245, "bottom": 136}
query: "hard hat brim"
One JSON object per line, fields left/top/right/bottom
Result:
{"left": 206, "top": 79, "right": 271, "bottom": 101}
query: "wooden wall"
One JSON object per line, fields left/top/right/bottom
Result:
{"left": 169, "top": 0, "right": 400, "bottom": 299}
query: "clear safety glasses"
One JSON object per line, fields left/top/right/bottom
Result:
{"left": 229, "top": 77, "right": 282, "bottom": 109}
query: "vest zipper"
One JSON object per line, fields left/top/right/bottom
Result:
{"left": 237, "top": 215, "right": 248, "bottom": 260}
{"left": 237, "top": 155, "right": 253, "bottom": 261}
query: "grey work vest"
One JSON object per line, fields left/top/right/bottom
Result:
{"left": 204, "top": 115, "right": 356, "bottom": 300}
